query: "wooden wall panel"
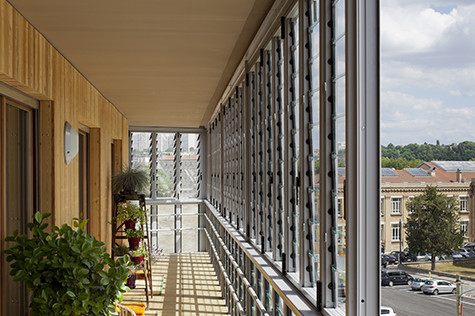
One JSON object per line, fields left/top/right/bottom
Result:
{"left": 12, "top": 11, "right": 24, "bottom": 86}
{"left": 39, "top": 100, "right": 55, "bottom": 227}
{"left": 0, "top": 1, "right": 13, "bottom": 78}
{"left": 90, "top": 128, "right": 101, "bottom": 239}
{"left": 112, "top": 140, "right": 123, "bottom": 177}
{"left": 0, "top": 0, "right": 129, "bottom": 247}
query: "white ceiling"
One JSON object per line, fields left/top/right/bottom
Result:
{"left": 8, "top": 0, "right": 274, "bottom": 128}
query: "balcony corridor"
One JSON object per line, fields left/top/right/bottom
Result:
{"left": 123, "top": 253, "right": 229, "bottom": 316}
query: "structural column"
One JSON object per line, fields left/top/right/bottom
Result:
{"left": 346, "top": 0, "right": 380, "bottom": 315}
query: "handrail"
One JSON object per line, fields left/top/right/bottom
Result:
{"left": 204, "top": 229, "right": 247, "bottom": 315}
{"left": 204, "top": 215, "right": 268, "bottom": 315}
{"left": 203, "top": 201, "right": 319, "bottom": 316}
{"left": 145, "top": 198, "right": 203, "bottom": 205}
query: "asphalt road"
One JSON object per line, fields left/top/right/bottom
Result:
{"left": 382, "top": 284, "right": 475, "bottom": 316}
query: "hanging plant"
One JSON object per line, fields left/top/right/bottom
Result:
{"left": 112, "top": 166, "right": 149, "bottom": 195}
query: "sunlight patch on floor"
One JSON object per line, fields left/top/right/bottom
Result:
{"left": 122, "top": 252, "right": 229, "bottom": 316}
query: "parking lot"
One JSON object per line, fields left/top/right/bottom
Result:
{"left": 382, "top": 272, "right": 475, "bottom": 316}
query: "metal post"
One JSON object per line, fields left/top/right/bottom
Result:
{"left": 399, "top": 219, "right": 402, "bottom": 265}
{"left": 456, "top": 274, "right": 461, "bottom": 316}
{"left": 346, "top": 0, "right": 381, "bottom": 314}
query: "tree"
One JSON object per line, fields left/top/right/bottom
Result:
{"left": 381, "top": 141, "right": 475, "bottom": 162}
{"left": 405, "top": 186, "right": 464, "bottom": 270}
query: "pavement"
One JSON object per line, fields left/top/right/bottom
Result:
{"left": 385, "top": 262, "right": 475, "bottom": 299}
{"left": 382, "top": 284, "right": 475, "bottom": 316}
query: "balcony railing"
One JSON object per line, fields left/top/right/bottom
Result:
{"left": 143, "top": 198, "right": 318, "bottom": 316}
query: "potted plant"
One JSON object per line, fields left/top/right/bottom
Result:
{"left": 126, "top": 265, "right": 138, "bottom": 289}
{"left": 116, "top": 201, "right": 145, "bottom": 230}
{"left": 125, "top": 228, "right": 144, "bottom": 250}
{"left": 112, "top": 166, "right": 149, "bottom": 195}
{"left": 129, "top": 247, "right": 148, "bottom": 265}
{"left": 4, "top": 212, "right": 132, "bottom": 316}
{"left": 113, "top": 244, "right": 130, "bottom": 257}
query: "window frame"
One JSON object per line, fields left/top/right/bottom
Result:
{"left": 391, "top": 223, "right": 401, "bottom": 242}
{"left": 1, "top": 96, "right": 37, "bottom": 316}
{"left": 391, "top": 197, "right": 402, "bottom": 215}
{"left": 459, "top": 196, "right": 468, "bottom": 213}
{"left": 460, "top": 220, "right": 468, "bottom": 237}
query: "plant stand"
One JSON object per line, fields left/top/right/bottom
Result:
{"left": 112, "top": 194, "right": 153, "bottom": 308}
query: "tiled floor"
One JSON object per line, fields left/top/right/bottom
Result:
{"left": 122, "top": 252, "right": 229, "bottom": 316}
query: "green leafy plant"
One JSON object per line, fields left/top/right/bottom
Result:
{"left": 129, "top": 247, "right": 148, "bottom": 258}
{"left": 116, "top": 201, "right": 145, "bottom": 223}
{"left": 113, "top": 244, "right": 130, "bottom": 257}
{"left": 127, "top": 264, "right": 139, "bottom": 274}
{"left": 125, "top": 229, "right": 144, "bottom": 238}
{"left": 4, "top": 212, "right": 132, "bottom": 316}
{"left": 112, "top": 166, "right": 149, "bottom": 195}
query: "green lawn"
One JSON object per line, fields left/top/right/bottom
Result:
{"left": 416, "top": 262, "right": 475, "bottom": 277}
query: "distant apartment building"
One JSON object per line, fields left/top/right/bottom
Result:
{"left": 336, "top": 161, "right": 475, "bottom": 254}
{"left": 381, "top": 161, "right": 475, "bottom": 253}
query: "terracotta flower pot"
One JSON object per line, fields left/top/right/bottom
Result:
{"left": 128, "top": 237, "right": 141, "bottom": 250}
{"left": 130, "top": 255, "right": 144, "bottom": 265}
{"left": 124, "top": 219, "right": 136, "bottom": 230}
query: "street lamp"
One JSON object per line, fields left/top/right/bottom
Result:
{"left": 399, "top": 219, "right": 402, "bottom": 265}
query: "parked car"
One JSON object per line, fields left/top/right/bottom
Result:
{"left": 421, "top": 280, "right": 456, "bottom": 295}
{"left": 416, "top": 253, "right": 445, "bottom": 261}
{"left": 405, "top": 253, "right": 417, "bottom": 262}
{"left": 381, "top": 306, "right": 397, "bottom": 316}
{"left": 381, "top": 270, "right": 413, "bottom": 286}
{"left": 415, "top": 253, "right": 429, "bottom": 261}
{"left": 390, "top": 251, "right": 407, "bottom": 262}
{"left": 381, "top": 254, "right": 396, "bottom": 267}
{"left": 382, "top": 254, "right": 397, "bottom": 265}
{"left": 410, "top": 277, "right": 431, "bottom": 291}
{"left": 458, "top": 248, "right": 473, "bottom": 258}
{"left": 451, "top": 251, "right": 463, "bottom": 259}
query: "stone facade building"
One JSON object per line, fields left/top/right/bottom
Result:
{"left": 335, "top": 161, "right": 475, "bottom": 254}
{"left": 380, "top": 161, "right": 475, "bottom": 253}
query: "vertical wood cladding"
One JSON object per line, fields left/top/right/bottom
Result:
{"left": 0, "top": 0, "right": 128, "bottom": 245}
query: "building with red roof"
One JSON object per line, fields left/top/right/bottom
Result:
{"left": 336, "top": 161, "right": 475, "bottom": 254}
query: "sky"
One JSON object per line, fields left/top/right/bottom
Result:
{"left": 380, "top": 0, "right": 475, "bottom": 145}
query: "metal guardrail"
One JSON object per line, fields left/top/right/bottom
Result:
{"left": 142, "top": 199, "right": 318, "bottom": 315}
{"left": 203, "top": 214, "right": 268, "bottom": 316}
{"left": 202, "top": 201, "right": 319, "bottom": 316}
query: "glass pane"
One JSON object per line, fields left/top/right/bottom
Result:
{"left": 250, "top": 71, "right": 257, "bottom": 239}
{"left": 5, "top": 103, "right": 30, "bottom": 315}
{"left": 180, "top": 133, "right": 200, "bottom": 199}
{"left": 149, "top": 204, "right": 175, "bottom": 252}
{"left": 333, "top": 0, "right": 346, "bottom": 310}
{"left": 182, "top": 204, "right": 199, "bottom": 252}
{"left": 288, "top": 16, "right": 300, "bottom": 274}
{"left": 264, "top": 49, "right": 273, "bottom": 252}
{"left": 257, "top": 61, "right": 264, "bottom": 246}
{"left": 310, "top": 0, "right": 321, "bottom": 283}
{"left": 275, "top": 35, "right": 285, "bottom": 260}
{"left": 130, "top": 132, "right": 152, "bottom": 196}
{"left": 157, "top": 231, "right": 175, "bottom": 254}
{"left": 156, "top": 133, "right": 176, "bottom": 198}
